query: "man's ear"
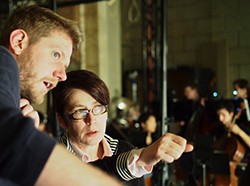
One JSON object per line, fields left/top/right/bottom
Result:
{"left": 57, "top": 114, "right": 68, "bottom": 129}
{"left": 9, "top": 29, "right": 29, "bottom": 55}
{"left": 230, "top": 112, "right": 235, "bottom": 119}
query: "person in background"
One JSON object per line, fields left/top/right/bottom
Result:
{"left": 214, "top": 99, "right": 250, "bottom": 185}
{"left": 131, "top": 112, "right": 158, "bottom": 148}
{"left": 0, "top": 5, "right": 122, "bottom": 186}
{"left": 52, "top": 69, "right": 194, "bottom": 184}
{"left": 184, "top": 81, "right": 202, "bottom": 103}
{"left": 233, "top": 79, "right": 250, "bottom": 100}
{"left": 179, "top": 81, "right": 206, "bottom": 141}
{"left": 130, "top": 111, "right": 158, "bottom": 186}
{"left": 233, "top": 78, "right": 250, "bottom": 125}
{"left": 106, "top": 99, "right": 141, "bottom": 143}
{"left": 214, "top": 99, "right": 250, "bottom": 149}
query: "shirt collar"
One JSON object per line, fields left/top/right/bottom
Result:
{"left": 66, "top": 132, "right": 113, "bottom": 163}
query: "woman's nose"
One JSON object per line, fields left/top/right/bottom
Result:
{"left": 85, "top": 112, "right": 96, "bottom": 125}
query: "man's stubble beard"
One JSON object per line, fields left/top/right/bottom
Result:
{"left": 18, "top": 50, "right": 45, "bottom": 105}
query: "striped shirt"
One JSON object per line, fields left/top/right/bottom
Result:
{"left": 58, "top": 132, "right": 151, "bottom": 181}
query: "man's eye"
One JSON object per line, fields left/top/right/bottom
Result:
{"left": 53, "top": 52, "right": 60, "bottom": 60}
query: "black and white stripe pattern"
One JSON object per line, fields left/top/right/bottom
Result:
{"left": 58, "top": 132, "right": 136, "bottom": 181}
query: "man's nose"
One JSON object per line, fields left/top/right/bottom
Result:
{"left": 54, "top": 68, "right": 67, "bottom": 82}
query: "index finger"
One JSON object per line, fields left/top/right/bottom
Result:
{"left": 169, "top": 133, "right": 188, "bottom": 146}
{"left": 185, "top": 144, "right": 194, "bottom": 152}
{"left": 20, "top": 98, "right": 30, "bottom": 108}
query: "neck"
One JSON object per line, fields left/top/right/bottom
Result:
{"left": 85, "top": 144, "right": 102, "bottom": 160}
{"left": 70, "top": 138, "right": 101, "bottom": 161}
{"left": 147, "top": 131, "right": 152, "bottom": 136}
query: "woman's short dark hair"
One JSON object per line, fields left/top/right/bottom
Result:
{"left": 52, "top": 70, "right": 110, "bottom": 115}
{"left": 137, "top": 112, "right": 154, "bottom": 125}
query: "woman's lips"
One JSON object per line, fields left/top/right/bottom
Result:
{"left": 86, "top": 131, "right": 98, "bottom": 136}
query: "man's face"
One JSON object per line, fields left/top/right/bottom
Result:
{"left": 184, "top": 86, "right": 199, "bottom": 101}
{"left": 217, "top": 108, "right": 234, "bottom": 126}
{"left": 17, "top": 31, "right": 73, "bottom": 104}
{"left": 234, "top": 85, "right": 248, "bottom": 99}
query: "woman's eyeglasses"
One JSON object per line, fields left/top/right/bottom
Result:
{"left": 65, "top": 105, "right": 108, "bottom": 120}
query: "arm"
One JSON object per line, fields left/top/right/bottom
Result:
{"left": 230, "top": 124, "right": 250, "bottom": 148}
{"left": 36, "top": 144, "right": 123, "bottom": 186}
{"left": 91, "top": 133, "right": 193, "bottom": 181}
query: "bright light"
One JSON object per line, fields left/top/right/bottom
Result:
{"left": 118, "top": 102, "right": 126, "bottom": 110}
{"left": 213, "top": 91, "right": 218, "bottom": 97}
{"left": 233, "top": 90, "right": 238, "bottom": 96}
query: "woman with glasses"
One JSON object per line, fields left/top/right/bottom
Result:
{"left": 52, "top": 69, "right": 193, "bottom": 185}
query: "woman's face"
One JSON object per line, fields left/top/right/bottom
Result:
{"left": 143, "top": 115, "right": 157, "bottom": 133}
{"left": 63, "top": 89, "right": 107, "bottom": 146}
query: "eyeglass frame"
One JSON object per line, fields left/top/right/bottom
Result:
{"left": 64, "top": 104, "right": 109, "bottom": 120}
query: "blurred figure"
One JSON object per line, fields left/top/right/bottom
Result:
{"left": 233, "top": 79, "right": 250, "bottom": 100}
{"left": 214, "top": 99, "right": 250, "bottom": 185}
{"left": 131, "top": 112, "right": 158, "bottom": 148}
{"left": 184, "top": 82, "right": 200, "bottom": 102}
{"left": 178, "top": 81, "right": 206, "bottom": 141}
{"left": 184, "top": 81, "right": 206, "bottom": 106}
{"left": 127, "top": 103, "right": 141, "bottom": 129}
{"left": 106, "top": 98, "right": 141, "bottom": 143}
{"left": 233, "top": 78, "right": 250, "bottom": 124}
{"left": 215, "top": 99, "right": 250, "bottom": 149}
{"left": 130, "top": 112, "right": 158, "bottom": 186}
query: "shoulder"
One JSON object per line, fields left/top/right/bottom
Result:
{"left": 104, "top": 134, "right": 135, "bottom": 154}
{"left": 0, "top": 46, "right": 17, "bottom": 70}
{"left": 104, "top": 134, "right": 119, "bottom": 146}
{"left": 104, "top": 134, "right": 119, "bottom": 154}
{"left": 0, "top": 46, "right": 20, "bottom": 108}
{"left": 58, "top": 132, "right": 68, "bottom": 146}
{"left": 117, "top": 139, "right": 136, "bottom": 153}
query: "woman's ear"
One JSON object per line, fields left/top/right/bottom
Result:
{"left": 9, "top": 29, "right": 29, "bottom": 55}
{"left": 57, "top": 114, "right": 67, "bottom": 129}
